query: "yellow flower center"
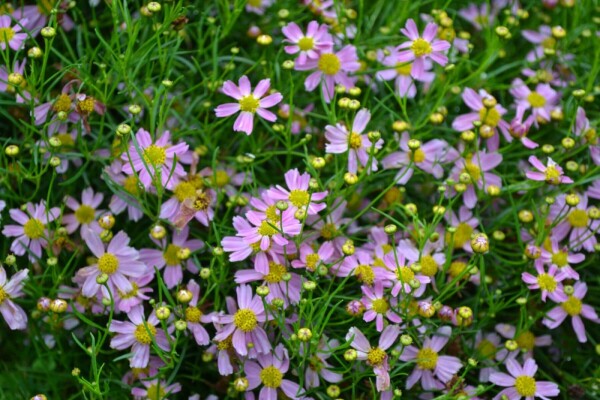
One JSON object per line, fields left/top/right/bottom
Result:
{"left": 450, "top": 223, "right": 473, "bottom": 249}
{"left": 257, "top": 220, "right": 278, "bottom": 237}
{"left": 163, "top": 244, "right": 181, "bottom": 266}
{"left": 117, "top": 282, "right": 139, "bottom": 299}
{"left": 75, "top": 205, "right": 96, "bottom": 224}
{"left": 419, "top": 255, "right": 438, "bottom": 277}
{"left": 212, "top": 170, "right": 230, "bottom": 187}
{"left": 239, "top": 95, "right": 260, "bottom": 113}
{"left": 145, "top": 384, "right": 166, "bottom": 400}
{"left": 410, "top": 38, "right": 432, "bottom": 57}
{"left": 515, "top": 375, "right": 537, "bottom": 397}
{"left": 0, "top": 27, "right": 15, "bottom": 44}
{"left": 143, "top": 144, "right": 167, "bottom": 166}
{"left": 298, "top": 36, "right": 315, "bottom": 51}
{"left": 185, "top": 306, "right": 203, "bottom": 323}
{"left": 192, "top": 190, "right": 211, "bottom": 211}
{"left": 123, "top": 176, "right": 142, "bottom": 196}
{"left": 448, "top": 261, "right": 468, "bottom": 279}
{"left": 305, "top": 253, "right": 320, "bottom": 271}
{"left": 53, "top": 93, "right": 72, "bottom": 113}
{"left": 371, "top": 298, "right": 389, "bottom": 314}
{"left": 515, "top": 331, "right": 535, "bottom": 351}
{"left": 544, "top": 165, "right": 562, "bottom": 184}
{"left": 479, "top": 107, "right": 501, "bottom": 127}
{"left": 216, "top": 335, "right": 233, "bottom": 351}
{"left": 260, "top": 365, "right": 283, "bottom": 388}
{"left": 541, "top": 37, "right": 556, "bottom": 49}
{"left": 233, "top": 308, "right": 258, "bottom": 332}
{"left": 537, "top": 273, "right": 557, "bottom": 292}
{"left": 98, "top": 253, "right": 119, "bottom": 275}
{"left": 76, "top": 97, "right": 96, "bottom": 115}
{"left": 354, "top": 264, "right": 375, "bottom": 285}
{"left": 476, "top": 339, "right": 496, "bottom": 359}
{"left": 265, "top": 205, "right": 280, "bottom": 223}
{"left": 463, "top": 160, "right": 481, "bottom": 182}
{"left": 289, "top": 189, "right": 310, "bottom": 208}
{"left": 173, "top": 181, "right": 197, "bottom": 202}
{"left": 56, "top": 133, "right": 75, "bottom": 148}
{"left": 568, "top": 209, "right": 588, "bottom": 228}
{"left": 562, "top": 295, "right": 582, "bottom": 316}
{"left": 395, "top": 266, "right": 414, "bottom": 283}
{"left": 527, "top": 92, "right": 546, "bottom": 108}
{"left": 23, "top": 218, "right": 45, "bottom": 239}
{"left": 349, "top": 132, "right": 362, "bottom": 150}
{"left": 318, "top": 53, "right": 341, "bottom": 75}
{"left": 247, "top": 0, "right": 262, "bottom": 7}
{"left": 409, "top": 148, "right": 426, "bottom": 163}
{"left": 416, "top": 348, "right": 438, "bottom": 370}
{"left": 0, "top": 287, "right": 8, "bottom": 305}
{"left": 551, "top": 251, "right": 568, "bottom": 267}
{"left": 320, "top": 222, "right": 339, "bottom": 240}
{"left": 265, "top": 261, "right": 286, "bottom": 283}
{"left": 134, "top": 323, "right": 157, "bottom": 345}
{"left": 367, "top": 347, "right": 387, "bottom": 366}
{"left": 395, "top": 62, "right": 412, "bottom": 76}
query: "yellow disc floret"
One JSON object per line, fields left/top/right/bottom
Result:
{"left": 233, "top": 308, "right": 258, "bottom": 332}
{"left": 98, "top": 253, "right": 119, "bottom": 275}
{"left": 134, "top": 323, "right": 157, "bottom": 345}
{"left": 318, "top": 53, "right": 341, "bottom": 75}
{"left": 416, "top": 347, "right": 438, "bottom": 370}
{"left": 260, "top": 365, "right": 283, "bottom": 388}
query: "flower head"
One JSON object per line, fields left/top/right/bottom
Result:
{"left": 489, "top": 358, "right": 559, "bottom": 400}
{"left": 0, "top": 267, "right": 29, "bottom": 330}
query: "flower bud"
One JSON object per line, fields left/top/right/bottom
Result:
{"left": 326, "top": 385, "right": 341, "bottom": 398}
{"left": 256, "top": 286, "right": 270, "bottom": 297}
{"left": 28, "top": 47, "right": 43, "bottom": 58}
{"left": 37, "top": 297, "right": 51, "bottom": 312}
{"left": 303, "top": 281, "right": 317, "bottom": 291}
{"left": 400, "top": 334, "right": 413, "bottom": 346}
{"left": 177, "top": 289, "right": 193, "bottom": 303}
{"left": 116, "top": 123, "right": 131, "bottom": 136}
{"left": 128, "top": 104, "right": 142, "bottom": 115}
{"left": 344, "top": 349, "right": 357, "bottom": 361}
{"left": 50, "top": 299, "right": 68, "bottom": 313}
{"left": 98, "top": 213, "right": 115, "bottom": 230}
{"left": 49, "top": 156, "right": 61, "bottom": 168}
{"left": 41, "top": 27, "right": 56, "bottom": 38}
{"left": 156, "top": 306, "right": 171, "bottom": 320}
{"left": 344, "top": 172, "right": 358, "bottom": 185}
{"left": 470, "top": 233, "right": 489, "bottom": 254}
{"left": 5, "top": 145, "right": 19, "bottom": 157}
{"left": 150, "top": 225, "right": 166, "bottom": 240}
{"left": 234, "top": 377, "right": 249, "bottom": 392}
{"left": 311, "top": 157, "right": 326, "bottom": 169}
{"left": 565, "top": 193, "right": 580, "bottom": 206}
{"left": 384, "top": 224, "right": 397, "bottom": 234}
{"left": 297, "top": 327, "right": 312, "bottom": 342}
{"left": 147, "top": 2, "right": 161, "bottom": 12}
{"left": 282, "top": 60, "right": 295, "bottom": 69}
{"left": 342, "top": 240, "right": 355, "bottom": 255}
{"left": 174, "top": 320, "right": 187, "bottom": 331}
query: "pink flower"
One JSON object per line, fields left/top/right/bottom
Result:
{"left": 522, "top": 25, "right": 555, "bottom": 61}
{"left": 361, "top": 281, "right": 402, "bottom": 331}
{"left": 182, "top": 280, "right": 212, "bottom": 346}
{"left": 76, "top": 231, "right": 147, "bottom": 298}
{"left": 235, "top": 257, "right": 302, "bottom": 306}
{"left": 489, "top": 358, "right": 559, "bottom": 399}
{"left": 521, "top": 260, "right": 567, "bottom": 302}
{"left": 542, "top": 281, "right": 600, "bottom": 343}
{"left": 295, "top": 45, "right": 360, "bottom": 102}
{"left": 526, "top": 156, "right": 572, "bottom": 185}
{"left": 325, "top": 108, "right": 383, "bottom": 174}
{"left": 214, "top": 76, "right": 283, "bottom": 135}
{"left": 282, "top": 21, "right": 333, "bottom": 65}
{"left": 375, "top": 252, "right": 430, "bottom": 297}
{"left": 397, "top": 19, "right": 450, "bottom": 76}
{"left": 375, "top": 46, "right": 435, "bottom": 98}
{"left": 245, "top": 0, "right": 273, "bottom": 15}
{"left": 400, "top": 326, "right": 463, "bottom": 390}
{"left": 449, "top": 150, "right": 503, "bottom": 209}
{"left": 548, "top": 194, "right": 599, "bottom": 251}
{"left": 291, "top": 241, "right": 335, "bottom": 271}
{"left": 0, "top": 267, "right": 29, "bottom": 330}
{"left": 2, "top": 201, "right": 60, "bottom": 262}
{"left": 458, "top": 3, "right": 497, "bottom": 30}
{"left": 539, "top": 237, "right": 584, "bottom": 280}
{"left": 445, "top": 206, "right": 480, "bottom": 252}
{"left": 105, "top": 162, "right": 144, "bottom": 222}
{"left": 131, "top": 379, "right": 181, "bottom": 400}
{"left": 302, "top": 338, "right": 342, "bottom": 389}
{"left": 510, "top": 79, "right": 560, "bottom": 125}
{"left": 62, "top": 187, "right": 104, "bottom": 240}
{"left": 0, "top": 16, "right": 28, "bottom": 51}
{"left": 109, "top": 305, "right": 171, "bottom": 368}
{"left": 267, "top": 168, "right": 328, "bottom": 215}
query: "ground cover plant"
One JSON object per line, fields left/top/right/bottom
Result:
{"left": 0, "top": 0, "right": 599, "bottom": 399}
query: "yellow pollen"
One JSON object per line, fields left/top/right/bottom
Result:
{"left": 97, "top": 253, "right": 119, "bottom": 275}
{"left": 52, "top": 93, "right": 72, "bottom": 113}
{"left": 289, "top": 189, "right": 310, "bottom": 208}
{"left": 163, "top": 244, "right": 182, "bottom": 266}
{"left": 450, "top": 223, "right": 473, "bottom": 249}
{"left": 212, "top": 170, "right": 230, "bottom": 187}
{"left": 173, "top": 181, "right": 196, "bottom": 202}
{"left": 367, "top": 347, "right": 387, "bottom": 366}
{"left": 23, "top": 218, "right": 45, "bottom": 239}
{"left": 544, "top": 165, "right": 562, "bottom": 184}
{"left": 216, "top": 335, "right": 233, "bottom": 350}
{"left": 551, "top": 251, "right": 568, "bottom": 267}
{"left": 395, "top": 62, "right": 412, "bottom": 76}
{"left": 562, "top": 295, "right": 582, "bottom": 316}
{"left": 354, "top": 264, "right": 375, "bottom": 285}
{"left": 318, "top": 53, "right": 341, "bottom": 75}
{"left": 381, "top": 244, "right": 393, "bottom": 254}
{"left": 298, "top": 36, "right": 315, "bottom": 51}
{"left": 568, "top": 209, "right": 588, "bottom": 228}
{"left": 448, "top": 261, "right": 468, "bottom": 279}
{"left": 515, "top": 331, "right": 535, "bottom": 351}
{"left": 536, "top": 69, "right": 554, "bottom": 83}
{"left": 118, "top": 282, "right": 139, "bottom": 299}
{"left": 416, "top": 348, "right": 438, "bottom": 370}
{"left": 185, "top": 306, "right": 203, "bottom": 323}
{"left": 541, "top": 37, "right": 556, "bottom": 49}
{"left": 56, "top": 133, "right": 75, "bottom": 148}
{"left": 134, "top": 323, "right": 157, "bottom": 345}
{"left": 265, "top": 205, "right": 280, "bottom": 223}
{"left": 265, "top": 261, "right": 286, "bottom": 283}
{"left": 396, "top": 266, "right": 414, "bottom": 283}
{"left": 463, "top": 160, "right": 481, "bottom": 182}
{"left": 0, "top": 27, "right": 15, "bottom": 44}
{"left": 371, "top": 298, "right": 389, "bottom": 314}
{"left": 305, "top": 253, "right": 320, "bottom": 271}
{"left": 479, "top": 107, "right": 501, "bottom": 127}
{"left": 123, "top": 176, "right": 142, "bottom": 196}
{"left": 247, "top": 0, "right": 262, "bottom": 7}
{"left": 145, "top": 384, "right": 166, "bottom": 400}
{"left": 320, "top": 222, "right": 338, "bottom": 240}
{"left": 75, "top": 205, "right": 95, "bottom": 224}
{"left": 76, "top": 97, "right": 96, "bottom": 115}
{"left": 537, "top": 273, "right": 557, "bottom": 292}
{"left": 239, "top": 95, "right": 260, "bottom": 113}
{"left": 143, "top": 144, "right": 167, "bottom": 166}
{"left": 258, "top": 220, "right": 278, "bottom": 237}
{"left": 419, "top": 255, "right": 438, "bottom": 277}
{"left": 192, "top": 190, "right": 211, "bottom": 211}
{"left": 527, "top": 92, "right": 546, "bottom": 108}
{"left": 410, "top": 38, "right": 432, "bottom": 57}
{"left": 515, "top": 375, "right": 537, "bottom": 397}
{"left": 349, "top": 132, "right": 362, "bottom": 149}
{"left": 0, "top": 287, "right": 8, "bottom": 305}
{"left": 260, "top": 365, "right": 283, "bottom": 388}
{"left": 233, "top": 308, "right": 258, "bottom": 332}
{"left": 476, "top": 339, "right": 496, "bottom": 359}
{"left": 410, "top": 148, "right": 426, "bottom": 163}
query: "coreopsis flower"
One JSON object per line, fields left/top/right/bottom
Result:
{"left": 235, "top": 257, "right": 302, "bottom": 306}
{"left": 114, "top": 274, "right": 153, "bottom": 313}
{"left": 346, "top": 325, "right": 400, "bottom": 392}
{"left": 105, "top": 163, "right": 144, "bottom": 222}
{"left": 243, "top": 344, "right": 307, "bottom": 399}
{"left": 2, "top": 201, "right": 60, "bottom": 262}
{"left": 108, "top": 305, "right": 171, "bottom": 368}
{"left": 510, "top": 79, "right": 560, "bottom": 125}
{"left": 539, "top": 237, "right": 584, "bottom": 280}
{"left": 213, "top": 284, "right": 271, "bottom": 357}
{"left": 507, "top": 116, "right": 537, "bottom": 148}
{"left": 182, "top": 280, "right": 212, "bottom": 346}
{"left": 131, "top": 379, "right": 181, "bottom": 400}
{"left": 214, "top": 76, "right": 283, "bottom": 135}
{"left": 332, "top": 250, "right": 376, "bottom": 286}
{"left": 473, "top": 331, "right": 502, "bottom": 382}
{"left": 495, "top": 323, "right": 551, "bottom": 357}
{"left": 302, "top": 338, "right": 342, "bottom": 389}
{"left": 12, "top": 2, "right": 74, "bottom": 35}
{"left": 543, "top": 281, "right": 600, "bottom": 343}
{"left": 76, "top": 231, "right": 147, "bottom": 298}
{"left": 199, "top": 166, "right": 250, "bottom": 197}
{"left": 295, "top": 45, "right": 360, "bottom": 102}
{"left": 282, "top": 21, "right": 333, "bottom": 65}
{"left": 548, "top": 194, "right": 599, "bottom": 251}
{"left": 449, "top": 150, "right": 503, "bottom": 209}
{"left": 400, "top": 326, "right": 463, "bottom": 390}
{"left": 62, "top": 187, "right": 104, "bottom": 240}
{"left": 375, "top": 46, "right": 435, "bottom": 98}
{"left": 267, "top": 168, "right": 328, "bottom": 215}
{"left": 521, "top": 260, "right": 568, "bottom": 302}
{"left": 445, "top": 206, "right": 480, "bottom": 252}
{"left": 121, "top": 128, "right": 189, "bottom": 190}
{"left": 522, "top": 25, "right": 556, "bottom": 61}
{"left": 375, "top": 252, "right": 430, "bottom": 297}
{"left": 244, "top": 0, "right": 274, "bottom": 15}
{"left": 361, "top": 281, "right": 402, "bottom": 331}
{"left": 526, "top": 156, "right": 573, "bottom": 185}
{"left": 458, "top": 3, "right": 497, "bottom": 30}
{"left": 139, "top": 226, "right": 204, "bottom": 288}
{"left": 397, "top": 19, "right": 451, "bottom": 74}
{"left": 0, "top": 267, "right": 28, "bottom": 330}
{"left": 0, "top": 58, "right": 30, "bottom": 102}
{"left": 325, "top": 108, "right": 383, "bottom": 174}
{"left": 489, "top": 359, "right": 559, "bottom": 400}
{"left": 291, "top": 241, "right": 335, "bottom": 271}
{"left": 0, "top": 16, "right": 27, "bottom": 51}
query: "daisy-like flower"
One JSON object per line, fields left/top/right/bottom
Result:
{"left": 2, "top": 201, "right": 60, "bottom": 262}
{"left": 62, "top": 187, "right": 104, "bottom": 240}
{"left": 235, "top": 257, "right": 302, "bottom": 306}
{"left": 445, "top": 206, "right": 480, "bottom": 252}
{"left": 510, "top": 79, "right": 560, "bottom": 125}
{"left": 267, "top": 168, "right": 328, "bottom": 215}
{"left": 521, "top": 260, "right": 567, "bottom": 302}
{"left": 526, "top": 156, "right": 573, "bottom": 185}
{"left": 325, "top": 108, "right": 383, "bottom": 174}
{"left": 302, "top": 338, "right": 342, "bottom": 389}
{"left": 295, "top": 45, "right": 360, "bottom": 102}
{"left": 114, "top": 274, "right": 153, "bottom": 313}
{"left": 76, "top": 231, "right": 147, "bottom": 298}
{"left": 332, "top": 251, "right": 377, "bottom": 286}
{"left": 214, "top": 76, "right": 283, "bottom": 135}
{"left": 244, "top": 344, "right": 307, "bottom": 399}
{"left": 548, "top": 194, "right": 599, "bottom": 251}
{"left": 522, "top": 25, "right": 557, "bottom": 61}
{"left": 458, "top": 3, "right": 497, "bottom": 30}
{"left": 473, "top": 331, "right": 502, "bottom": 382}
{"left": 375, "top": 252, "right": 430, "bottom": 297}
{"left": 291, "top": 241, "right": 335, "bottom": 271}
{"left": 109, "top": 305, "right": 170, "bottom": 368}
{"left": 539, "top": 237, "right": 584, "bottom": 280}
{"left": 282, "top": 21, "right": 333, "bottom": 65}
{"left": 375, "top": 46, "right": 435, "bottom": 98}
{"left": 542, "top": 281, "right": 600, "bottom": 343}
{"left": 213, "top": 285, "right": 271, "bottom": 357}
{"left": 0, "top": 267, "right": 28, "bottom": 330}
{"left": 449, "top": 151, "right": 503, "bottom": 209}
{"left": 131, "top": 379, "right": 181, "bottom": 400}
{"left": 507, "top": 116, "right": 538, "bottom": 149}
{"left": 489, "top": 358, "right": 559, "bottom": 400}
{"left": 361, "top": 281, "right": 402, "bottom": 332}
{"left": 346, "top": 325, "right": 400, "bottom": 393}
{"left": 0, "top": 16, "right": 28, "bottom": 51}
{"left": 494, "top": 323, "right": 551, "bottom": 357}
{"left": 400, "top": 326, "right": 463, "bottom": 391}
{"left": 182, "top": 280, "right": 212, "bottom": 346}
{"left": 13, "top": 2, "right": 74, "bottom": 36}
{"left": 121, "top": 129, "right": 189, "bottom": 190}
{"left": 397, "top": 19, "right": 451, "bottom": 75}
